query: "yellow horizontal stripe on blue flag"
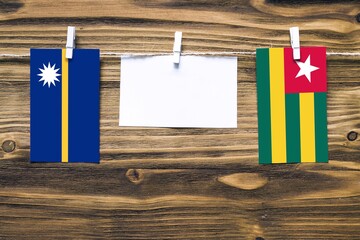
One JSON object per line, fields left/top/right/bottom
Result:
{"left": 61, "top": 49, "right": 69, "bottom": 163}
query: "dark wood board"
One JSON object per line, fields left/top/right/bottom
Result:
{"left": 0, "top": 0, "right": 359, "bottom": 239}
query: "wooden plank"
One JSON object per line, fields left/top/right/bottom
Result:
{"left": 0, "top": 55, "right": 359, "bottom": 167}
{"left": 0, "top": 166, "right": 359, "bottom": 239}
{"left": 0, "top": 0, "right": 359, "bottom": 239}
{"left": 0, "top": 0, "right": 359, "bottom": 55}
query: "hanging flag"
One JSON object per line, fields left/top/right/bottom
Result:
{"left": 256, "top": 47, "right": 328, "bottom": 164}
{"left": 30, "top": 49, "right": 100, "bottom": 163}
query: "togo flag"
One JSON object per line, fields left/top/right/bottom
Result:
{"left": 30, "top": 49, "right": 100, "bottom": 163}
{"left": 256, "top": 47, "right": 328, "bottom": 164}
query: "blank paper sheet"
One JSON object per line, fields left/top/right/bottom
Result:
{"left": 119, "top": 55, "right": 237, "bottom": 128}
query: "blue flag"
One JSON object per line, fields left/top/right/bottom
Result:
{"left": 30, "top": 49, "right": 100, "bottom": 163}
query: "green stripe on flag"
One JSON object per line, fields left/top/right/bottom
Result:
{"left": 314, "top": 92, "right": 328, "bottom": 163}
{"left": 285, "top": 94, "right": 301, "bottom": 163}
{"left": 256, "top": 49, "right": 272, "bottom": 164}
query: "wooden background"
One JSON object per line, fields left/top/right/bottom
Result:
{"left": 0, "top": 0, "right": 360, "bottom": 239}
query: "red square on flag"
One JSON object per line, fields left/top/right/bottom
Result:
{"left": 284, "top": 47, "right": 327, "bottom": 93}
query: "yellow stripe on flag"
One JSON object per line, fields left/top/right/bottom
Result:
{"left": 61, "top": 49, "right": 69, "bottom": 163}
{"left": 269, "top": 48, "right": 287, "bottom": 163}
{"left": 299, "top": 93, "right": 316, "bottom": 162}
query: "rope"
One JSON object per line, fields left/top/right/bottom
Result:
{"left": 1, "top": 51, "right": 359, "bottom": 58}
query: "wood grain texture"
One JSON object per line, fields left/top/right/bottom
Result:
{"left": 0, "top": 0, "right": 360, "bottom": 239}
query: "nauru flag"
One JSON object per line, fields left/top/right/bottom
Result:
{"left": 256, "top": 47, "right": 328, "bottom": 164}
{"left": 30, "top": 49, "right": 100, "bottom": 163}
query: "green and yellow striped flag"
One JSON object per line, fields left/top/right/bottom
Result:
{"left": 256, "top": 47, "right": 328, "bottom": 164}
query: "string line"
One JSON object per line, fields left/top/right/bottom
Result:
{"left": 1, "top": 51, "right": 360, "bottom": 58}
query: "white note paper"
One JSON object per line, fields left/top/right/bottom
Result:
{"left": 119, "top": 55, "right": 237, "bottom": 128}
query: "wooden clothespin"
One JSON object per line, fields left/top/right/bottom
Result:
{"left": 290, "top": 27, "right": 300, "bottom": 60}
{"left": 66, "top": 26, "right": 76, "bottom": 59}
{"left": 173, "top": 31, "right": 182, "bottom": 64}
